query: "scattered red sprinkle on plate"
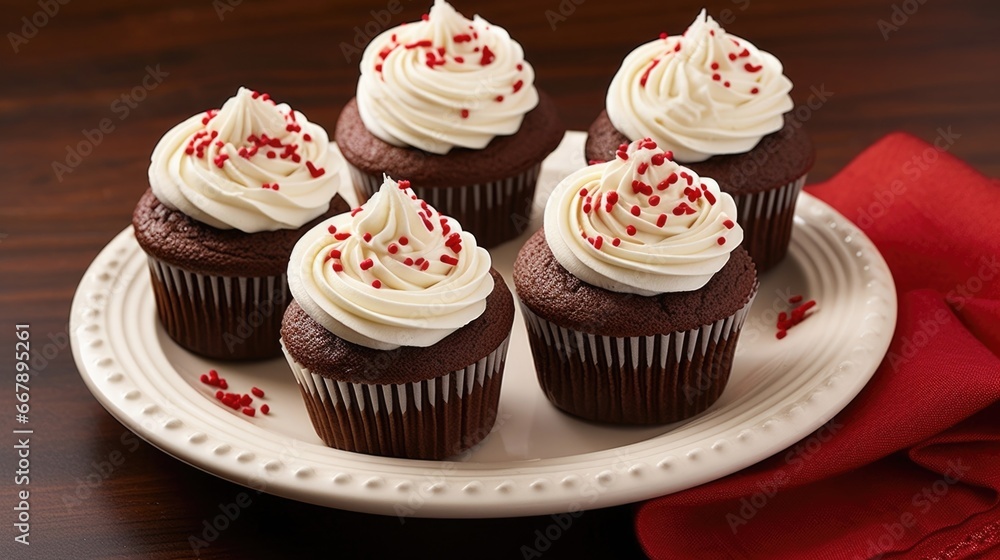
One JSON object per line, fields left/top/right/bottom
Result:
{"left": 775, "top": 297, "right": 818, "bottom": 339}
{"left": 201, "top": 371, "right": 272, "bottom": 417}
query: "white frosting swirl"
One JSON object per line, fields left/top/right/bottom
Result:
{"left": 606, "top": 9, "right": 793, "bottom": 162}
{"left": 149, "top": 87, "right": 342, "bottom": 233}
{"left": 544, "top": 138, "right": 743, "bottom": 295}
{"left": 288, "top": 175, "right": 494, "bottom": 350}
{"left": 356, "top": 0, "right": 539, "bottom": 154}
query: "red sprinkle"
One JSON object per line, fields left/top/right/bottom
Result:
{"left": 640, "top": 58, "right": 660, "bottom": 87}
{"left": 717, "top": 237, "right": 726, "bottom": 245}
{"left": 306, "top": 161, "right": 325, "bottom": 178}
{"left": 240, "top": 394, "right": 252, "bottom": 407}
{"left": 744, "top": 63, "right": 762, "bottom": 72}
{"left": 334, "top": 232, "right": 351, "bottom": 241}
{"left": 637, "top": 162, "right": 649, "bottom": 175}
{"left": 260, "top": 404, "right": 270, "bottom": 415}
{"left": 751, "top": 87, "right": 760, "bottom": 94}
{"left": 513, "top": 80, "right": 524, "bottom": 93}
{"left": 251, "top": 387, "right": 264, "bottom": 398}
{"left": 626, "top": 225, "right": 637, "bottom": 236}
{"left": 656, "top": 214, "right": 667, "bottom": 228}
{"left": 200, "top": 374, "right": 210, "bottom": 384}
{"left": 441, "top": 255, "right": 459, "bottom": 266}
{"left": 789, "top": 295, "right": 803, "bottom": 304}
{"left": 495, "top": 95, "right": 504, "bottom": 102}
{"left": 723, "top": 219, "right": 735, "bottom": 229}
{"left": 388, "top": 243, "right": 399, "bottom": 254}
{"left": 333, "top": 263, "right": 343, "bottom": 272}
{"left": 711, "top": 62, "right": 719, "bottom": 70}
{"left": 372, "top": 279, "right": 382, "bottom": 289}
{"left": 461, "top": 109, "right": 470, "bottom": 118}
{"left": 360, "top": 258, "right": 374, "bottom": 271}
{"left": 648, "top": 195, "right": 661, "bottom": 206}
{"left": 612, "top": 237, "right": 621, "bottom": 246}
{"left": 242, "top": 407, "right": 256, "bottom": 417}
{"left": 651, "top": 153, "right": 665, "bottom": 166}
{"left": 399, "top": 236, "right": 409, "bottom": 245}
{"left": 776, "top": 330, "right": 787, "bottom": 340}
{"left": 480, "top": 45, "right": 496, "bottom": 65}
{"left": 406, "top": 39, "right": 433, "bottom": 49}
{"left": 630, "top": 205, "right": 641, "bottom": 217}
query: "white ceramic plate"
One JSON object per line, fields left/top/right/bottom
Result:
{"left": 70, "top": 132, "right": 896, "bottom": 518}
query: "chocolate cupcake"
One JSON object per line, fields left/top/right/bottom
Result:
{"left": 514, "top": 138, "right": 757, "bottom": 424}
{"left": 134, "top": 87, "right": 347, "bottom": 360}
{"left": 281, "top": 176, "right": 514, "bottom": 459}
{"left": 335, "top": 0, "right": 565, "bottom": 248}
{"left": 585, "top": 10, "right": 813, "bottom": 272}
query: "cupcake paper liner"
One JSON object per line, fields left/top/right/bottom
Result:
{"left": 731, "top": 175, "right": 807, "bottom": 272}
{"left": 349, "top": 164, "right": 542, "bottom": 248}
{"left": 146, "top": 257, "right": 289, "bottom": 360}
{"left": 520, "top": 289, "right": 756, "bottom": 425}
{"left": 283, "top": 336, "right": 511, "bottom": 460}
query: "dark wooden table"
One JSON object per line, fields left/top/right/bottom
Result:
{"left": 1, "top": 0, "right": 997, "bottom": 557}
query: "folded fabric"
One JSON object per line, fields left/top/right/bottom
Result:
{"left": 635, "top": 133, "right": 1000, "bottom": 560}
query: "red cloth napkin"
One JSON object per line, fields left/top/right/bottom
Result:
{"left": 635, "top": 133, "right": 1000, "bottom": 560}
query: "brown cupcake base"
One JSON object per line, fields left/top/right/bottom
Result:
{"left": 731, "top": 175, "right": 807, "bottom": 273}
{"left": 284, "top": 336, "right": 509, "bottom": 460}
{"left": 349, "top": 163, "right": 541, "bottom": 248}
{"left": 520, "top": 293, "right": 754, "bottom": 425}
{"left": 147, "top": 257, "right": 289, "bottom": 360}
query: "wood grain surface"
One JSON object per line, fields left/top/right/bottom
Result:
{"left": 1, "top": 0, "right": 997, "bottom": 558}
